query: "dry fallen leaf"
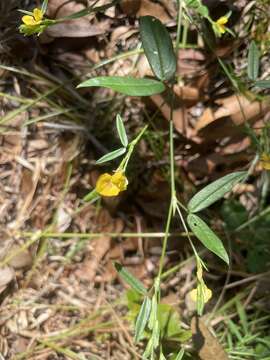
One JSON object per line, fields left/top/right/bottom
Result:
{"left": 195, "top": 94, "right": 270, "bottom": 139}
{"left": 150, "top": 94, "right": 194, "bottom": 138}
{"left": 8, "top": 246, "right": 32, "bottom": 270}
{"left": 0, "top": 266, "right": 15, "bottom": 293}
{"left": 191, "top": 316, "right": 229, "bottom": 360}
{"left": 120, "top": 0, "right": 141, "bottom": 16}
{"left": 138, "top": 0, "right": 171, "bottom": 22}
{"left": 74, "top": 236, "right": 111, "bottom": 282}
{"left": 45, "top": 0, "right": 109, "bottom": 39}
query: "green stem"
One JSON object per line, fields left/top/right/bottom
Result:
{"left": 169, "top": 106, "right": 176, "bottom": 199}
{"left": 176, "top": 0, "right": 183, "bottom": 49}
{"left": 118, "top": 125, "right": 148, "bottom": 172}
{"left": 20, "top": 231, "right": 191, "bottom": 239}
{"left": 157, "top": 201, "right": 174, "bottom": 279}
{"left": 157, "top": 0, "right": 184, "bottom": 279}
{"left": 234, "top": 206, "right": 270, "bottom": 232}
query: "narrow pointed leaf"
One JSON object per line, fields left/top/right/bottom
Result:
{"left": 160, "top": 352, "right": 166, "bottom": 360}
{"left": 175, "top": 348, "right": 185, "bottom": 360}
{"left": 135, "top": 297, "right": 151, "bottom": 343}
{"left": 187, "top": 214, "right": 229, "bottom": 264}
{"left": 188, "top": 171, "right": 246, "bottom": 213}
{"left": 114, "top": 262, "right": 147, "bottom": 295}
{"left": 248, "top": 41, "right": 260, "bottom": 81}
{"left": 77, "top": 76, "right": 165, "bottom": 96}
{"left": 254, "top": 80, "right": 270, "bottom": 88}
{"left": 96, "top": 147, "right": 126, "bottom": 164}
{"left": 41, "top": 0, "right": 48, "bottom": 13}
{"left": 116, "top": 114, "right": 128, "bottom": 147}
{"left": 139, "top": 16, "right": 176, "bottom": 81}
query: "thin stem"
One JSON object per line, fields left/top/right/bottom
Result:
{"left": 20, "top": 231, "right": 191, "bottom": 239}
{"left": 176, "top": 0, "right": 183, "bottom": 51}
{"left": 176, "top": 205, "right": 199, "bottom": 259}
{"left": 118, "top": 125, "right": 148, "bottom": 172}
{"left": 234, "top": 206, "right": 270, "bottom": 232}
{"left": 157, "top": 201, "right": 174, "bottom": 279}
{"left": 157, "top": 0, "right": 183, "bottom": 279}
{"left": 169, "top": 99, "right": 176, "bottom": 198}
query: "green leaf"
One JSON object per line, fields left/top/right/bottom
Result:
{"left": 156, "top": 303, "right": 191, "bottom": 341}
{"left": 254, "top": 80, "right": 270, "bottom": 88}
{"left": 175, "top": 348, "right": 185, "bottom": 360}
{"left": 96, "top": 147, "right": 126, "bottom": 164}
{"left": 135, "top": 297, "right": 151, "bottom": 343}
{"left": 139, "top": 16, "right": 176, "bottom": 81}
{"left": 143, "top": 336, "right": 154, "bottom": 359}
{"left": 187, "top": 214, "right": 229, "bottom": 264}
{"left": 152, "top": 320, "right": 160, "bottom": 349}
{"left": 196, "top": 282, "right": 205, "bottom": 315}
{"left": 160, "top": 352, "right": 166, "bottom": 360}
{"left": 116, "top": 114, "right": 128, "bottom": 147}
{"left": 188, "top": 171, "right": 246, "bottom": 213}
{"left": 148, "top": 293, "right": 157, "bottom": 330}
{"left": 41, "top": 0, "right": 48, "bottom": 13}
{"left": 114, "top": 262, "right": 147, "bottom": 295}
{"left": 77, "top": 76, "right": 165, "bottom": 96}
{"left": 248, "top": 41, "right": 260, "bottom": 81}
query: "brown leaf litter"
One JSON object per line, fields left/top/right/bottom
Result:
{"left": 0, "top": 0, "right": 269, "bottom": 358}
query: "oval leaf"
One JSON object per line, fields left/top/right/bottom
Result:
{"left": 96, "top": 147, "right": 126, "bottom": 164}
{"left": 135, "top": 297, "right": 151, "bottom": 343}
{"left": 187, "top": 214, "right": 229, "bottom": 264}
{"left": 248, "top": 41, "right": 260, "bottom": 81}
{"left": 188, "top": 171, "right": 246, "bottom": 213}
{"left": 77, "top": 76, "right": 165, "bottom": 96}
{"left": 139, "top": 16, "right": 176, "bottom": 81}
{"left": 116, "top": 114, "right": 128, "bottom": 147}
{"left": 114, "top": 262, "right": 147, "bottom": 295}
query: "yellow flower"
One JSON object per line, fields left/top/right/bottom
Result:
{"left": 190, "top": 285, "right": 212, "bottom": 304}
{"left": 95, "top": 171, "right": 128, "bottom": 197}
{"left": 214, "top": 16, "right": 229, "bottom": 35}
{"left": 260, "top": 152, "right": 270, "bottom": 170}
{"left": 22, "top": 8, "right": 43, "bottom": 26}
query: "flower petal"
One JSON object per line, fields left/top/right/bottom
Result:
{"left": 217, "top": 16, "right": 228, "bottom": 25}
{"left": 96, "top": 173, "right": 120, "bottom": 197}
{"left": 112, "top": 171, "right": 128, "bottom": 191}
{"left": 33, "top": 8, "right": 43, "bottom": 22}
{"left": 22, "top": 15, "right": 36, "bottom": 26}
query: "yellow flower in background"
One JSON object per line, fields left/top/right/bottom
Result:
{"left": 190, "top": 285, "right": 212, "bottom": 304}
{"left": 96, "top": 171, "right": 128, "bottom": 197}
{"left": 260, "top": 152, "right": 270, "bottom": 170}
{"left": 22, "top": 8, "right": 43, "bottom": 26}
